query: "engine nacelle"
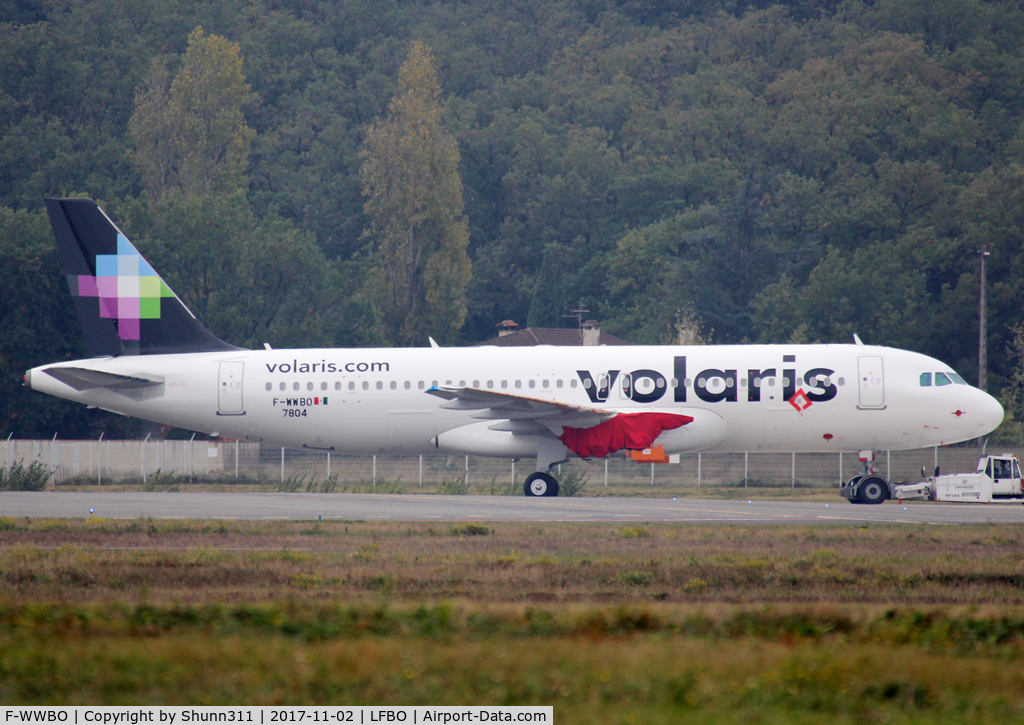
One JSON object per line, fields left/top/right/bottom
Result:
{"left": 650, "top": 407, "right": 727, "bottom": 454}
{"left": 431, "top": 421, "right": 548, "bottom": 458}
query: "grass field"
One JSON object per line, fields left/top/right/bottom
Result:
{"left": 2, "top": 517, "right": 1024, "bottom": 722}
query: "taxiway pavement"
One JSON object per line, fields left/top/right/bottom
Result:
{"left": 3, "top": 492, "right": 1024, "bottom": 524}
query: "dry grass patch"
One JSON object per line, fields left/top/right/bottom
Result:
{"left": 2, "top": 519, "right": 1024, "bottom": 605}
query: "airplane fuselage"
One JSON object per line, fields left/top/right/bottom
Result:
{"left": 28, "top": 343, "right": 1003, "bottom": 457}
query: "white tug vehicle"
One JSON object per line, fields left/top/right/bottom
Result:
{"left": 889, "top": 454, "right": 1024, "bottom": 504}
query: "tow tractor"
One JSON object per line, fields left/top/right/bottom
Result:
{"left": 841, "top": 452, "right": 1024, "bottom": 504}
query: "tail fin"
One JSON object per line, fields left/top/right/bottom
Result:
{"left": 45, "top": 198, "right": 243, "bottom": 356}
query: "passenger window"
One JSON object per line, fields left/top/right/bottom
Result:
{"left": 293, "top": 382, "right": 300, "bottom": 391}
{"left": 528, "top": 380, "right": 535, "bottom": 389}
{"left": 473, "top": 380, "right": 480, "bottom": 388}
{"left": 362, "top": 382, "right": 369, "bottom": 390}
{"left": 390, "top": 381, "right": 397, "bottom": 390}
{"left": 459, "top": 380, "right": 466, "bottom": 387}
{"left": 404, "top": 381, "right": 411, "bottom": 390}
{"left": 501, "top": 380, "right": 508, "bottom": 389}
{"left": 487, "top": 380, "right": 494, "bottom": 389}
{"left": 935, "top": 373, "right": 952, "bottom": 386}
{"left": 515, "top": 380, "right": 522, "bottom": 389}
{"left": 265, "top": 382, "right": 272, "bottom": 391}
{"left": 570, "top": 379, "right": 577, "bottom": 388}
{"left": 376, "top": 381, "right": 383, "bottom": 390}
{"left": 920, "top": 373, "right": 932, "bottom": 386}
{"left": 349, "top": 382, "right": 356, "bottom": 391}
{"left": 321, "top": 382, "right": 328, "bottom": 391}
{"left": 542, "top": 379, "right": 549, "bottom": 388}
{"left": 418, "top": 381, "right": 425, "bottom": 390}
{"left": 432, "top": 380, "right": 438, "bottom": 387}
{"left": 335, "top": 382, "right": 341, "bottom": 391}
{"left": 280, "top": 382, "right": 286, "bottom": 391}
{"left": 556, "top": 379, "right": 563, "bottom": 388}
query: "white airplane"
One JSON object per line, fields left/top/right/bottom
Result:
{"left": 26, "top": 198, "right": 1004, "bottom": 502}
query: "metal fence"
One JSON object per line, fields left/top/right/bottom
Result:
{"left": 1, "top": 437, "right": 1010, "bottom": 489}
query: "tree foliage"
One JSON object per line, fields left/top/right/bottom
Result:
{"left": 3, "top": 0, "right": 1024, "bottom": 435}
{"left": 361, "top": 42, "right": 471, "bottom": 346}
{"left": 129, "top": 27, "right": 255, "bottom": 200}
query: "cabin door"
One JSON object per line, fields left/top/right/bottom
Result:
{"left": 857, "top": 356, "right": 885, "bottom": 409}
{"left": 218, "top": 361, "right": 245, "bottom": 415}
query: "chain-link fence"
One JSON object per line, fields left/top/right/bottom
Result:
{"left": 1, "top": 437, "right": 1007, "bottom": 489}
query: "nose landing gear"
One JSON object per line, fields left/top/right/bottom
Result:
{"left": 840, "top": 450, "right": 892, "bottom": 505}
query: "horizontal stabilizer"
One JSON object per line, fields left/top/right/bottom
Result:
{"left": 43, "top": 366, "right": 165, "bottom": 401}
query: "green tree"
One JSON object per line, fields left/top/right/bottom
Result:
{"left": 129, "top": 26, "right": 255, "bottom": 200}
{"left": 119, "top": 193, "right": 362, "bottom": 350}
{"left": 360, "top": 41, "right": 471, "bottom": 345}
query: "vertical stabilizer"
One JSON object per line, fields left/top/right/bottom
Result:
{"left": 44, "top": 198, "right": 243, "bottom": 356}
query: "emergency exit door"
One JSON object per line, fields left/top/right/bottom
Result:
{"left": 218, "top": 361, "right": 245, "bottom": 415}
{"left": 857, "top": 356, "right": 885, "bottom": 409}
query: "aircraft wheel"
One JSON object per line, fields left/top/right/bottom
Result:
{"left": 524, "top": 472, "right": 559, "bottom": 497}
{"left": 857, "top": 475, "right": 889, "bottom": 505}
{"left": 844, "top": 475, "right": 864, "bottom": 504}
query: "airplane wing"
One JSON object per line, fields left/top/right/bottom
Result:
{"left": 427, "top": 386, "right": 692, "bottom": 458}
{"left": 427, "top": 385, "right": 614, "bottom": 435}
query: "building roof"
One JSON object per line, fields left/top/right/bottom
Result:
{"left": 474, "top": 326, "right": 633, "bottom": 347}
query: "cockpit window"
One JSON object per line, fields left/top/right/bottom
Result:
{"left": 920, "top": 373, "right": 932, "bottom": 387}
{"left": 934, "top": 372, "right": 952, "bottom": 386}
{"left": 949, "top": 373, "right": 967, "bottom": 385}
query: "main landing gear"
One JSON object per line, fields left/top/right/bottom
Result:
{"left": 524, "top": 440, "right": 568, "bottom": 497}
{"left": 524, "top": 472, "right": 559, "bottom": 497}
{"left": 840, "top": 450, "right": 893, "bottom": 505}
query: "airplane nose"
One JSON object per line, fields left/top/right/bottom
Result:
{"left": 976, "top": 389, "right": 1004, "bottom": 436}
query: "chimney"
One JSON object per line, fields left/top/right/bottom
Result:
{"left": 497, "top": 320, "right": 519, "bottom": 338}
{"left": 582, "top": 320, "right": 600, "bottom": 346}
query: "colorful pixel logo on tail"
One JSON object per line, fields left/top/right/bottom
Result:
{"left": 66, "top": 233, "right": 175, "bottom": 341}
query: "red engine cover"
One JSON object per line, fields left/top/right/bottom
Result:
{"left": 558, "top": 412, "right": 693, "bottom": 458}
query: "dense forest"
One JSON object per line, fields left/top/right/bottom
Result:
{"left": 2, "top": 0, "right": 1024, "bottom": 438}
